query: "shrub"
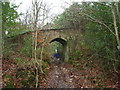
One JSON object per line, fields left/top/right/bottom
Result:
{"left": 20, "top": 35, "right": 32, "bottom": 57}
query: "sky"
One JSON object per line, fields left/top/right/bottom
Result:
{"left": 10, "top": 0, "right": 98, "bottom": 24}
{"left": 11, "top": 0, "right": 98, "bottom": 15}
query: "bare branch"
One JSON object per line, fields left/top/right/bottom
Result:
{"left": 79, "top": 10, "right": 116, "bottom": 36}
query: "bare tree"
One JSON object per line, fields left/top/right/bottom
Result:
{"left": 30, "top": 0, "right": 50, "bottom": 87}
{"left": 19, "top": 0, "right": 50, "bottom": 87}
{"left": 31, "top": 0, "right": 43, "bottom": 87}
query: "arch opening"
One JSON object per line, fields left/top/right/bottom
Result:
{"left": 49, "top": 38, "right": 67, "bottom": 63}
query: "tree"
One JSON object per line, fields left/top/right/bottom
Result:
{"left": 2, "top": 1, "right": 20, "bottom": 59}
{"left": 31, "top": 0, "right": 44, "bottom": 87}
{"left": 54, "top": 2, "right": 86, "bottom": 29}
{"left": 2, "top": 1, "right": 19, "bottom": 37}
{"left": 54, "top": 2, "right": 120, "bottom": 73}
{"left": 79, "top": 2, "right": 120, "bottom": 50}
{"left": 111, "top": 3, "right": 120, "bottom": 50}
{"left": 30, "top": 0, "right": 50, "bottom": 87}
{"left": 79, "top": 2, "right": 120, "bottom": 72}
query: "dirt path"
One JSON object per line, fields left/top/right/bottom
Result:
{"left": 2, "top": 59, "right": 118, "bottom": 88}
{"left": 46, "top": 64, "right": 93, "bottom": 88}
{"left": 47, "top": 65, "right": 75, "bottom": 88}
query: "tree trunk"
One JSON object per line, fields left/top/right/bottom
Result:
{"left": 111, "top": 3, "right": 120, "bottom": 50}
{"left": 35, "top": 30, "right": 39, "bottom": 88}
{"left": 116, "top": 2, "right": 120, "bottom": 24}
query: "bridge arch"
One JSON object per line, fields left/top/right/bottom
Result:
{"left": 49, "top": 38, "right": 68, "bottom": 62}
{"left": 50, "top": 38, "right": 67, "bottom": 46}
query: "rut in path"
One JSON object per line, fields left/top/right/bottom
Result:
{"left": 46, "top": 64, "right": 93, "bottom": 88}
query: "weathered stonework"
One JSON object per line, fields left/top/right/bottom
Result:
{"left": 34, "top": 28, "right": 82, "bottom": 62}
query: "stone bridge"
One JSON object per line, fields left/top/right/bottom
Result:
{"left": 35, "top": 28, "right": 83, "bottom": 62}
